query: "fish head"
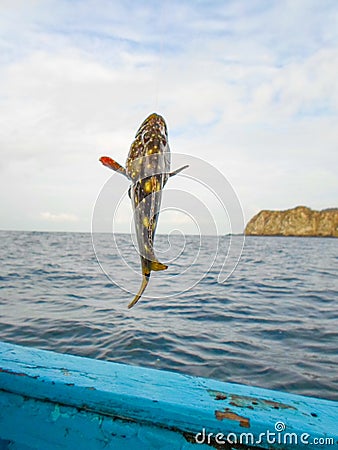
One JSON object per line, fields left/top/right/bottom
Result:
{"left": 126, "top": 113, "right": 170, "bottom": 182}
{"left": 138, "top": 113, "right": 167, "bottom": 141}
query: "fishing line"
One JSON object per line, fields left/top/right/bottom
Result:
{"left": 153, "top": 0, "right": 166, "bottom": 112}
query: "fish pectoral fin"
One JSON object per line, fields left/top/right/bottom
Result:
{"left": 128, "top": 275, "right": 149, "bottom": 309}
{"left": 99, "top": 156, "right": 128, "bottom": 178}
{"left": 169, "top": 165, "right": 189, "bottom": 177}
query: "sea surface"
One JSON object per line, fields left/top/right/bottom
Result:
{"left": 0, "top": 230, "right": 337, "bottom": 401}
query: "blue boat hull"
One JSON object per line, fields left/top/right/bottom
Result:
{"left": 0, "top": 342, "right": 337, "bottom": 449}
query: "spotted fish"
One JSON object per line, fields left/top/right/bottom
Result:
{"left": 100, "top": 113, "right": 188, "bottom": 308}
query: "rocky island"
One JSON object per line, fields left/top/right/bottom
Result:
{"left": 245, "top": 206, "right": 338, "bottom": 237}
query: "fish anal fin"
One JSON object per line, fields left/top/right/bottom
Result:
{"left": 149, "top": 260, "right": 168, "bottom": 271}
{"left": 169, "top": 165, "right": 189, "bottom": 177}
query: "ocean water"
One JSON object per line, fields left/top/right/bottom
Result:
{"left": 0, "top": 230, "right": 337, "bottom": 401}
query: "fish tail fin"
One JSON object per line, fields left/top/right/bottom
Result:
{"left": 128, "top": 274, "right": 150, "bottom": 309}
{"left": 127, "top": 260, "right": 167, "bottom": 309}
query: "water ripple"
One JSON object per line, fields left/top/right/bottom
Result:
{"left": 0, "top": 231, "right": 337, "bottom": 401}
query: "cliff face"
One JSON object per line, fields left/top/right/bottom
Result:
{"left": 245, "top": 206, "right": 338, "bottom": 237}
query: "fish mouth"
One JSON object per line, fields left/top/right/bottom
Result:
{"left": 141, "top": 112, "right": 166, "bottom": 129}
{"left": 146, "top": 113, "right": 159, "bottom": 120}
{"left": 146, "top": 112, "right": 161, "bottom": 121}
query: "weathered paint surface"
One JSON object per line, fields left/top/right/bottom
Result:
{"left": 0, "top": 342, "right": 337, "bottom": 449}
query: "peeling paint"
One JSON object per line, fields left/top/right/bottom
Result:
{"left": 208, "top": 390, "right": 227, "bottom": 400}
{"left": 229, "top": 393, "right": 296, "bottom": 411}
{"left": 1, "top": 341, "right": 337, "bottom": 450}
{"left": 51, "top": 404, "right": 61, "bottom": 422}
{"left": 0, "top": 367, "right": 40, "bottom": 381}
{"left": 0, "top": 368, "right": 27, "bottom": 377}
{"left": 215, "top": 409, "right": 250, "bottom": 428}
{"left": 51, "top": 404, "right": 71, "bottom": 422}
{"left": 208, "top": 389, "right": 296, "bottom": 412}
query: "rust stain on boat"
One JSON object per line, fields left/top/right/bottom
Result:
{"left": 0, "top": 367, "right": 37, "bottom": 378}
{"left": 0, "top": 368, "right": 27, "bottom": 377}
{"left": 229, "top": 393, "right": 296, "bottom": 411}
{"left": 208, "top": 389, "right": 296, "bottom": 411}
{"left": 208, "top": 390, "right": 227, "bottom": 400}
{"left": 215, "top": 409, "right": 250, "bottom": 428}
{"left": 215, "top": 393, "right": 227, "bottom": 400}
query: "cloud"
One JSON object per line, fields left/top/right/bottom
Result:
{"left": 40, "top": 212, "right": 78, "bottom": 222}
{"left": 0, "top": 0, "right": 337, "bottom": 232}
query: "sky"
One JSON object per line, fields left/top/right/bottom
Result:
{"left": 0, "top": 0, "right": 337, "bottom": 234}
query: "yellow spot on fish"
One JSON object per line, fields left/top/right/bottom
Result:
{"left": 147, "top": 148, "right": 153, "bottom": 155}
{"left": 144, "top": 180, "right": 152, "bottom": 193}
{"left": 134, "top": 158, "right": 142, "bottom": 168}
{"left": 143, "top": 217, "right": 149, "bottom": 227}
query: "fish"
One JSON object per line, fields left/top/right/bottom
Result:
{"left": 100, "top": 113, "right": 188, "bottom": 308}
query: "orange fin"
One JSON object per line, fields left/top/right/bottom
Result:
{"left": 99, "top": 156, "right": 128, "bottom": 177}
